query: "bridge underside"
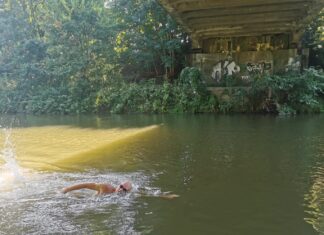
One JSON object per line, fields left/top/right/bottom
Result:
{"left": 159, "top": 0, "right": 324, "bottom": 46}
{"left": 159, "top": 0, "right": 324, "bottom": 83}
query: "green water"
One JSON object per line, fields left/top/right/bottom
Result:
{"left": 0, "top": 115, "right": 323, "bottom": 234}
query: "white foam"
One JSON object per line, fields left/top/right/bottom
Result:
{"left": 0, "top": 128, "right": 25, "bottom": 190}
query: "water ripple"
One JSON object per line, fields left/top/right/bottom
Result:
{"left": 304, "top": 160, "right": 324, "bottom": 233}
{"left": 0, "top": 170, "right": 153, "bottom": 234}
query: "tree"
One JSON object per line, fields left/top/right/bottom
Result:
{"left": 108, "top": 0, "right": 190, "bottom": 79}
{"left": 0, "top": 0, "right": 190, "bottom": 113}
{"left": 303, "top": 9, "right": 324, "bottom": 69}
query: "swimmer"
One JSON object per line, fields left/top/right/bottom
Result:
{"left": 62, "top": 181, "right": 132, "bottom": 195}
{"left": 62, "top": 181, "right": 179, "bottom": 199}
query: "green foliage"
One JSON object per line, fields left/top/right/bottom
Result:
{"left": 179, "top": 67, "right": 205, "bottom": 92}
{"left": 176, "top": 67, "right": 218, "bottom": 112}
{"left": 218, "top": 88, "right": 249, "bottom": 113}
{"left": 277, "top": 104, "right": 297, "bottom": 116}
{"left": 0, "top": 1, "right": 322, "bottom": 116}
{"left": 303, "top": 9, "right": 324, "bottom": 69}
{"left": 216, "top": 75, "right": 251, "bottom": 87}
{"left": 94, "top": 68, "right": 218, "bottom": 114}
{"left": 221, "top": 69, "right": 324, "bottom": 115}
{"left": 303, "top": 9, "right": 324, "bottom": 46}
{"left": 110, "top": 0, "right": 189, "bottom": 79}
{"left": 0, "top": 0, "right": 190, "bottom": 115}
{"left": 0, "top": 67, "right": 217, "bottom": 115}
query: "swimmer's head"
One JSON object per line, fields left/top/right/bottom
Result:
{"left": 116, "top": 181, "right": 132, "bottom": 192}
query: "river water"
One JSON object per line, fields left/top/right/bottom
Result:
{"left": 0, "top": 114, "right": 323, "bottom": 235}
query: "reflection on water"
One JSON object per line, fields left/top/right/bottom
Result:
{"left": 304, "top": 154, "right": 324, "bottom": 233}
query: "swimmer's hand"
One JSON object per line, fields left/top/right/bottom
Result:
{"left": 137, "top": 192, "right": 179, "bottom": 199}
{"left": 160, "top": 194, "right": 180, "bottom": 199}
{"left": 62, "top": 188, "right": 68, "bottom": 194}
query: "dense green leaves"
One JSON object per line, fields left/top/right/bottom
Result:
{"left": 0, "top": 0, "right": 190, "bottom": 114}
{"left": 219, "top": 69, "right": 324, "bottom": 115}
{"left": 0, "top": 1, "right": 323, "bottom": 115}
{"left": 303, "top": 9, "right": 324, "bottom": 69}
{"left": 95, "top": 76, "right": 218, "bottom": 114}
{"left": 304, "top": 9, "right": 324, "bottom": 46}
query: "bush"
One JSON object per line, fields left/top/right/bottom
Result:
{"left": 94, "top": 69, "right": 218, "bottom": 114}
{"left": 2, "top": 67, "right": 322, "bottom": 115}
{"left": 248, "top": 69, "right": 324, "bottom": 114}
{"left": 213, "top": 69, "right": 324, "bottom": 114}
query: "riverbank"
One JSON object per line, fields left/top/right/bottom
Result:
{"left": 1, "top": 68, "right": 323, "bottom": 116}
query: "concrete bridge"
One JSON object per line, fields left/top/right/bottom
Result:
{"left": 159, "top": 0, "right": 324, "bottom": 83}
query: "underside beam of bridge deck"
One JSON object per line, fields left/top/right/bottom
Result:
{"left": 159, "top": 0, "right": 324, "bottom": 47}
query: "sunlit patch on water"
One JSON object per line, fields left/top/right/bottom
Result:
{"left": 0, "top": 125, "right": 162, "bottom": 234}
{"left": 0, "top": 125, "right": 159, "bottom": 171}
{"left": 304, "top": 163, "right": 324, "bottom": 234}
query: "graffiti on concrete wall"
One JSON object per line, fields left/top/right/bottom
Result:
{"left": 246, "top": 62, "right": 272, "bottom": 74}
{"left": 211, "top": 59, "right": 272, "bottom": 82}
{"left": 285, "top": 56, "right": 301, "bottom": 72}
{"left": 210, "top": 56, "right": 274, "bottom": 83}
{"left": 211, "top": 57, "right": 240, "bottom": 82}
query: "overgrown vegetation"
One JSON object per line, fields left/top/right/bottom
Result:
{"left": 0, "top": 66, "right": 218, "bottom": 114}
{"left": 0, "top": 0, "right": 323, "bottom": 115}
{"left": 218, "top": 69, "right": 324, "bottom": 115}
{"left": 0, "top": 0, "right": 191, "bottom": 114}
{"left": 303, "top": 9, "right": 324, "bottom": 69}
{"left": 95, "top": 67, "right": 218, "bottom": 114}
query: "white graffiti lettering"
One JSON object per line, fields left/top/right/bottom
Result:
{"left": 211, "top": 59, "right": 240, "bottom": 82}
{"left": 246, "top": 62, "right": 272, "bottom": 74}
{"left": 286, "top": 57, "right": 301, "bottom": 72}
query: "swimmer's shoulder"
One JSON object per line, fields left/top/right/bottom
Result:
{"left": 97, "top": 183, "right": 115, "bottom": 194}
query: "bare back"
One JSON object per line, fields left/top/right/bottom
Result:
{"left": 96, "top": 183, "right": 116, "bottom": 195}
{"left": 62, "top": 183, "right": 117, "bottom": 195}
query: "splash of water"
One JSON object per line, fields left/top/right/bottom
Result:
{"left": 0, "top": 127, "right": 25, "bottom": 188}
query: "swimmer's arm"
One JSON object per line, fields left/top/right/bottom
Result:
{"left": 159, "top": 194, "right": 180, "bottom": 199}
{"left": 137, "top": 192, "right": 179, "bottom": 200}
{"left": 62, "top": 183, "right": 99, "bottom": 194}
